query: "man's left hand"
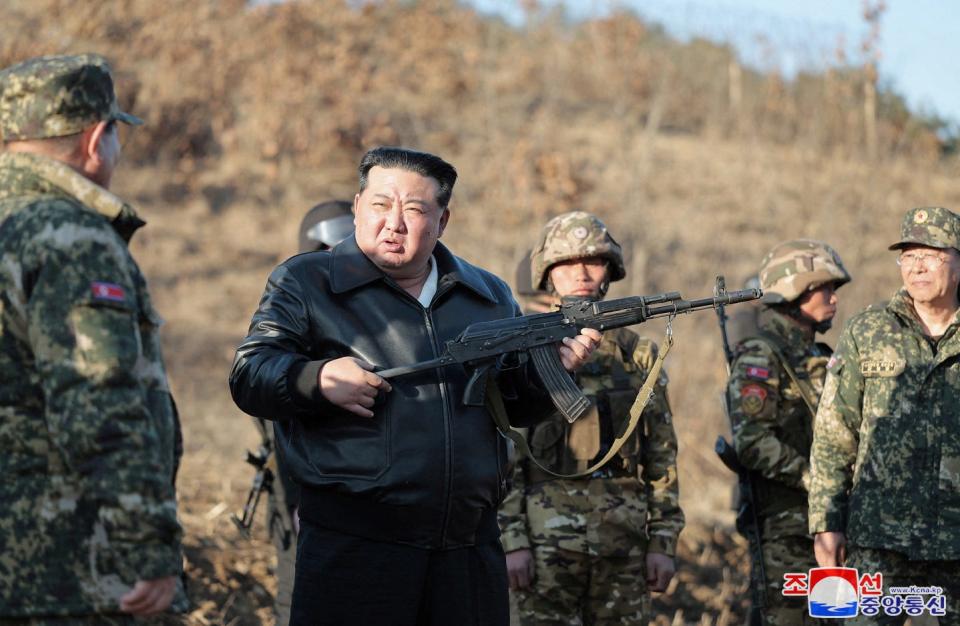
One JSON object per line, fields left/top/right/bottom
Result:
{"left": 559, "top": 328, "right": 602, "bottom": 371}
{"left": 646, "top": 553, "right": 675, "bottom": 592}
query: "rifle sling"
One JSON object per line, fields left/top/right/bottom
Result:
{"left": 754, "top": 331, "right": 819, "bottom": 419}
{"left": 485, "top": 327, "right": 673, "bottom": 481}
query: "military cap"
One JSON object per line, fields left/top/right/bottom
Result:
{"left": 0, "top": 53, "right": 142, "bottom": 141}
{"left": 298, "top": 200, "right": 354, "bottom": 253}
{"left": 888, "top": 206, "right": 960, "bottom": 252}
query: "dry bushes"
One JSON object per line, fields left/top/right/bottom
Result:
{"left": 3, "top": 2, "right": 960, "bottom": 624}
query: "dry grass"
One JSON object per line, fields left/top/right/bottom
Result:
{"left": 3, "top": 1, "right": 960, "bottom": 624}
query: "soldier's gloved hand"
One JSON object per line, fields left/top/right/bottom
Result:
{"left": 120, "top": 576, "right": 177, "bottom": 615}
{"left": 319, "top": 357, "right": 392, "bottom": 418}
{"left": 505, "top": 548, "right": 535, "bottom": 591}
{"left": 814, "top": 531, "right": 846, "bottom": 567}
{"left": 559, "top": 328, "right": 602, "bottom": 372}
{"left": 646, "top": 553, "right": 675, "bottom": 592}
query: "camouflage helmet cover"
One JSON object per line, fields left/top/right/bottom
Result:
{"left": 530, "top": 211, "right": 625, "bottom": 291}
{"left": 0, "top": 53, "right": 142, "bottom": 142}
{"left": 759, "top": 239, "right": 850, "bottom": 304}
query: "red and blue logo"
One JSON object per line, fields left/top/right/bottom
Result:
{"left": 808, "top": 568, "right": 861, "bottom": 618}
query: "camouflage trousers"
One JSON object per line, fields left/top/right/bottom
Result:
{"left": 846, "top": 546, "right": 960, "bottom": 626}
{"left": 514, "top": 544, "right": 649, "bottom": 626}
{"left": 753, "top": 534, "right": 819, "bottom": 626}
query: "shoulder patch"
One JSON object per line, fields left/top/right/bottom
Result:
{"left": 90, "top": 281, "right": 126, "bottom": 303}
{"left": 744, "top": 365, "right": 770, "bottom": 380}
{"left": 827, "top": 354, "right": 842, "bottom": 371}
{"left": 740, "top": 384, "right": 767, "bottom": 415}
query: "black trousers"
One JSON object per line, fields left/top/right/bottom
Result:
{"left": 290, "top": 518, "right": 509, "bottom": 626}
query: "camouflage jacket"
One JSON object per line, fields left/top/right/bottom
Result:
{"left": 809, "top": 289, "right": 960, "bottom": 559}
{"left": 498, "top": 328, "right": 683, "bottom": 557}
{"left": 727, "top": 309, "right": 830, "bottom": 537}
{"left": 0, "top": 152, "right": 184, "bottom": 617}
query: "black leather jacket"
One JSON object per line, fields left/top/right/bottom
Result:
{"left": 229, "top": 237, "right": 551, "bottom": 549}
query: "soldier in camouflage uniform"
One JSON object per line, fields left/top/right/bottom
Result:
{"left": 810, "top": 206, "right": 960, "bottom": 625}
{"left": 727, "top": 240, "right": 851, "bottom": 626}
{"left": 499, "top": 211, "right": 684, "bottom": 625}
{"left": 0, "top": 54, "right": 185, "bottom": 623}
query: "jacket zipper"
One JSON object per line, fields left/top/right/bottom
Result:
{"left": 425, "top": 285, "right": 456, "bottom": 548}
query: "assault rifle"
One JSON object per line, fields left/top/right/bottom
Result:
{"left": 379, "top": 278, "right": 761, "bottom": 422}
{"left": 232, "top": 418, "right": 293, "bottom": 550}
{"left": 713, "top": 276, "right": 766, "bottom": 626}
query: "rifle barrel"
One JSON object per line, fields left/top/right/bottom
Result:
{"left": 377, "top": 355, "right": 457, "bottom": 380}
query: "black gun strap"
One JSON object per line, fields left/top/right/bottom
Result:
{"left": 755, "top": 331, "right": 819, "bottom": 419}
{"left": 485, "top": 327, "right": 673, "bottom": 480}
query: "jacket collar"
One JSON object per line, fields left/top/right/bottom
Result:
{"left": 0, "top": 151, "right": 145, "bottom": 241}
{"left": 887, "top": 287, "right": 960, "bottom": 337}
{"left": 329, "top": 236, "right": 497, "bottom": 304}
{"left": 758, "top": 307, "right": 816, "bottom": 359}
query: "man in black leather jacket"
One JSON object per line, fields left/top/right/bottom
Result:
{"left": 229, "top": 146, "right": 600, "bottom": 626}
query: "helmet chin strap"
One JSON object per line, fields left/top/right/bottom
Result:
{"left": 785, "top": 303, "right": 832, "bottom": 334}
{"left": 810, "top": 318, "right": 833, "bottom": 334}
{"left": 598, "top": 278, "right": 610, "bottom": 298}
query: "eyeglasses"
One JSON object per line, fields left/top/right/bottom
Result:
{"left": 896, "top": 252, "right": 948, "bottom": 270}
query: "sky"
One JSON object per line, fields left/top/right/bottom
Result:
{"left": 469, "top": 0, "right": 960, "bottom": 125}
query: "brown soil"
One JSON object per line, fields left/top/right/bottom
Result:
{"left": 2, "top": 1, "right": 958, "bottom": 624}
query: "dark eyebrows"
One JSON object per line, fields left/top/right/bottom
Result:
{"left": 370, "top": 193, "right": 432, "bottom": 208}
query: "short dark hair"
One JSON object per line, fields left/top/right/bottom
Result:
{"left": 358, "top": 146, "right": 457, "bottom": 208}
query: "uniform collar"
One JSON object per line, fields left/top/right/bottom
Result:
{"left": 887, "top": 287, "right": 960, "bottom": 337}
{"left": 759, "top": 307, "right": 816, "bottom": 357}
{"left": 0, "top": 151, "right": 145, "bottom": 240}
{"left": 329, "top": 235, "right": 497, "bottom": 304}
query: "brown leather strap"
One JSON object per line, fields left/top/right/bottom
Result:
{"left": 486, "top": 323, "right": 674, "bottom": 480}
{"left": 755, "top": 331, "right": 819, "bottom": 418}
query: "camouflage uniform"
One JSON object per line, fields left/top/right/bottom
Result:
{"left": 728, "top": 240, "right": 850, "bottom": 626}
{"left": 0, "top": 55, "right": 185, "bottom": 622}
{"left": 809, "top": 208, "right": 960, "bottom": 626}
{"left": 499, "top": 212, "right": 684, "bottom": 625}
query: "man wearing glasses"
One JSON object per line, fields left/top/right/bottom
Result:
{"left": 809, "top": 206, "right": 960, "bottom": 624}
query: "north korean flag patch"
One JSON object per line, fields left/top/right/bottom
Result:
{"left": 90, "top": 281, "right": 126, "bottom": 303}
{"left": 745, "top": 365, "right": 770, "bottom": 380}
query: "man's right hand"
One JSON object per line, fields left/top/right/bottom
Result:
{"left": 319, "top": 357, "right": 392, "bottom": 418}
{"left": 120, "top": 576, "right": 177, "bottom": 615}
{"left": 506, "top": 548, "right": 535, "bottom": 590}
{"left": 814, "top": 531, "right": 847, "bottom": 567}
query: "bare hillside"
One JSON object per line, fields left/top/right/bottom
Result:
{"left": 3, "top": 1, "right": 959, "bottom": 624}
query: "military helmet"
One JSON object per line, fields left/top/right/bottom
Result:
{"left": 298, "top": 200, "right": 354, "bottom": 253}
{"left": 530, "top": 211, "right": 625, "bottom": 291}
{"left": 759, "top": 239, "right": 850, "bottom": 304}
{"left": 515, "top": 249, "right": 546, "bottom": 297}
